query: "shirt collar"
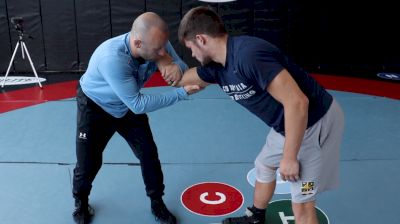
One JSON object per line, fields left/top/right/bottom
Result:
{"left": 124, "top": 32, "right": 141, "bottom": 67}
{"left": 225, "top": 36, "right": 234, "bottom": 68}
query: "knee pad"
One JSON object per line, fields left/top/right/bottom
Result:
{"left": 254, "top": 158, "right": 277, "bottom": 183}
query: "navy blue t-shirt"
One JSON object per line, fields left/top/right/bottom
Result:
{"left": 197, "top": 36, "right": 332, "bottom": 134}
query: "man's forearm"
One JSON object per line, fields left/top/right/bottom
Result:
{"left": 282, "top": 97, "right": 309, "bottom": 159}
{"left": 156, "top": 53, "right": 173, "bottom": 72}
{"left": 177, "top": 67, "right": 209, "bottom": 88}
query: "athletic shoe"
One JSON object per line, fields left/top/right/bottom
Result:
{"left": 72, "top": 199, "right": 95, "bottom": 224}
{"left": 151, "top": 199, "right": 177, "bottom": 224}
{"left": 222, "top": 207, "right": 264, "bottom": 224}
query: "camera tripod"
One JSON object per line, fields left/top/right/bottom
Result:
{"left": 1, "top": 31, "right": 43, "bottom": 88}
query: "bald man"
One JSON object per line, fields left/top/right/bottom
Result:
{"left": 72, "top": 12, "right": 199, "bottom": 224}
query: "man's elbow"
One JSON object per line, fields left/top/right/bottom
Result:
{"left": 287, "top": 94, "right": 308, "bottom": 114}
{"left": 298, "top": 95, "right": 309, "bottom": 114}
{"left": 131, "top": 107, "right": 146, "bottom": 114}
{"left": 130, "top": 100, "right": 147, "bottom": 114}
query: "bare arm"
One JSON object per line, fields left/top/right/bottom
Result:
{"left": 155, "top": 50, "right": 183, "bottom": 87}
{"left": 156, "top": 53, "right": 173, "bottom": 72}
{"left": 267, "top": 69, "right": 309, "bottom": 182}
{"left": 177, "top": 67, "right": 210, "bottom": 88}
{"left": 157, "top": 41, "right": 190, "bottom": 86}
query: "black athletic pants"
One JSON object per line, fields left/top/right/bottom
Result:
{"left": 72, "top": 86, "right": 165, "bottom": 202}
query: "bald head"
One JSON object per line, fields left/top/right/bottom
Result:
{"left": 131, "top": 12, "right": 168, "bottom": 38}
{"left": 129, "top": 12, "right": 169, "bottom": 61}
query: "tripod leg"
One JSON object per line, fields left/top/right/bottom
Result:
{"left": 1, "top": 42, "right": 20, "bottom": 88}
{"left": 21, "top": 42, "right": 42, "bottom": 88}
{"left": 21, "top": 41, "right": 25, "bottom": 59}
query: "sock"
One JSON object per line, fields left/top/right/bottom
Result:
{"left": 250, "top": 205, "right": 266, "bottom": 221}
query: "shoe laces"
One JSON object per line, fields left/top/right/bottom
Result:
{"left": 223, "top": 208, "right": 260, "bottom": 224}
{"left": 245, "top": 208, "right": 254, "bottom": 217}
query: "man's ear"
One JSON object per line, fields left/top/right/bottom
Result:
{"left": 195, "top": 34, "right": 206, "bottom": 46}
{"left": 133, "top": 39, "right": 141, "bottom": 48}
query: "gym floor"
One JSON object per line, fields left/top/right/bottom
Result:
{"left": 0, "top": 73, "right": 399, "bottom": 224}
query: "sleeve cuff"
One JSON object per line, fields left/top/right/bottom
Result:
{"left": 176, "top": 87, "right": 188, "bottom": 99}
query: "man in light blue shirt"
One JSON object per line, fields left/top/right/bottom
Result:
{"left": 72, "top": 12, "right": 200, "bottom": 224}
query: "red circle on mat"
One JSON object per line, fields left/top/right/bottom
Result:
{"left": 181, "top": 182, "right": 244, "bottom": 216}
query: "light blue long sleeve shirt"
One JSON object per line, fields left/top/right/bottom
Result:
{"left": 80, "top": 32, "right": 188, "bottom": 118}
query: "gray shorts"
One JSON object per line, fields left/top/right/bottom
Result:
{"left": 254, "top": 99, "right": 344, "bottom": 203}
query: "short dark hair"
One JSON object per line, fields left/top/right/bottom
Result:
{"left": 178, "top": 6, "right": 227, "bottom": 43}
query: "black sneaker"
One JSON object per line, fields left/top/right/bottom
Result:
{"left": 222, "top": 207, "right": 264, "bottom": 224}
{"left": 72, "top": 200, "right": 95, "bottom": 224}
{"left": 151, "top": 199, "right": 177, "bottom": 224}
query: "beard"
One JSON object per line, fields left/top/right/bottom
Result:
{"left": 141, "top": 52, "right": 158, "bottom": 61}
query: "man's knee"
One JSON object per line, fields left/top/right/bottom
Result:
{"left": 292, "top": 201, "right": 317, "bottom": 223}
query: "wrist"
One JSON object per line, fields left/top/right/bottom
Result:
{"left": 282, "top": 152, "right": 297, "bottom": 161}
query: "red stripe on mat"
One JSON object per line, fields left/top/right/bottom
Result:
{"left": 311, "top": 74, "right": 400, "bottom": 100}
{"left": 0, "top": 80, "right": 78, "bottom": 113}
{"left": 0, "top": 72, "right": 398, "bottom": 113}
{"left": 0, "top": 72, "right": 168, "bottom": 113}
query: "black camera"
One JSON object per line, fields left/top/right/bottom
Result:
{"left": 11, "top": 17, "right": 24, "bottom": 32}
